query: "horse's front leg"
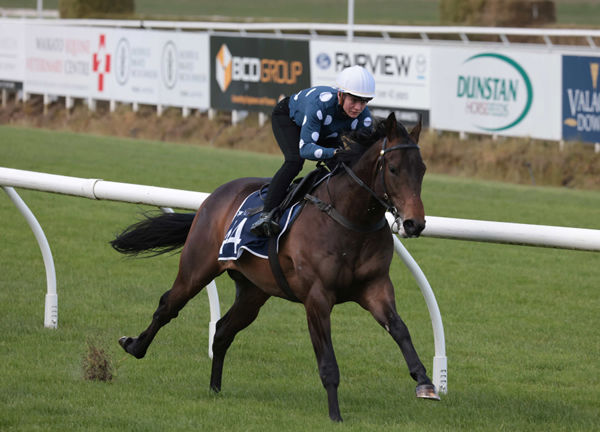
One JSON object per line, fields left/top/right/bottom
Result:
{"left": 358, "top": 276, "right": 440, "bottom": 401}
{"left": 304, "top": 287, "right": 342, "bottom": 422}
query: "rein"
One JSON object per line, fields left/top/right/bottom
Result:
{"left": 304, "top": 193, "right": 387, "bottom": 233}
{"left": 305, "top": 137, "right": 420, "bottom": 233}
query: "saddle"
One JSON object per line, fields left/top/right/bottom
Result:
{"left": 265, "top": 163, "right": 331, "bottom": 303}
{"left": 218, "top": 163, "right": 336, "bottom": 302}
{"left": 253, "top": 163, "right": 331, "bottom": 221}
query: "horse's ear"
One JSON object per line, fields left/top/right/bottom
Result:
{"left": 384, "top": 111, "right": 398, "bottom": 139}
{"left": 409, "top": 116, "right": 422, "bottom": 144}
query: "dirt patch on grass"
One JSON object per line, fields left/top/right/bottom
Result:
{"left": 2, "top": 94, "right": 598, "bottom": 190}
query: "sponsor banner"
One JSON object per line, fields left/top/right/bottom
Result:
{"left": 23, "top": 25, "right": 209, "bottom": 108}
{"left": 0, "top": 21, "right": 25, "bottom": 84}
{"left": 210, "top": 36, "right": 310, "bottom": 112}
{"left": 24, "top": 25, "right": 97, "bottom": 98}
{"left": 99, "top": 28, "right": 160, "bottom": 104}
{"left": 562, "top": 55, "right": 600, "bottom": 143}
{"left": 102, "top": 29, "right": 209, "bottom": 107}
{"left": 156, "top": 32, "right": 210, "bottom": 109}
{"left": 431, "top": 47, "right": 561, "bottom": 140}
{"left": 310, "top": 40, "right": 431, "bottom": 114}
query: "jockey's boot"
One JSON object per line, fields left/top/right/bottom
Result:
{"left": 250, "top": 209, "right": 281, "bottom": 237}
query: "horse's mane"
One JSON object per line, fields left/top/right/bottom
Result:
{"left": 336, "top": 117, "right": 410, "bottom": 167}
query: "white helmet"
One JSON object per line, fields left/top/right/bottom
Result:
{"left": 335, "top": 65, "right": 376, "bottom": 99}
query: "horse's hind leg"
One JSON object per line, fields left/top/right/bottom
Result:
{"left": 210, "top": 271, "right": 270, "bottom": 393}
{"left": 359, "top": 278, "right": 439, "bottom": 400}
{"left": 119, "top": 248, "right": 222, "bottom": 359}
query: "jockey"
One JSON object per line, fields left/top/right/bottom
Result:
{"left": 250, "top": 65, "right": 376, "bottom": 237}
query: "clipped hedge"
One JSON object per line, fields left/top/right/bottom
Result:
{"left": 439, "top": 0, "right": 485, "bottom": 25}
{"left": 59, "top": 0, "right": 135, "bottom": 19}
{"left": 440, "top": 0, "right": 555, "bottom": 26}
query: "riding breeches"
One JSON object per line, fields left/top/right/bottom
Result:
{"left": 263, "top": 97, "right": 304, "bottom": 212}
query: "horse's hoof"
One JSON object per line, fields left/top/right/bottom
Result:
{"left": 118, "top": 336, "right": 131, "bottom": 350}
{"left": 118, "top": 336, "right": 139, "bottom": 355}
{"left": 329, "top": 412, "right": 343, "bottom": 422}
{"left": 118, "top": 336, "right": 146, "bottom": 359}
{"left": 415, "top": 384, "right": 440, "bottom": 401}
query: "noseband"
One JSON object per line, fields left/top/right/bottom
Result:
{"left": 305, "top": 136, "right": 420, "bottom": 233}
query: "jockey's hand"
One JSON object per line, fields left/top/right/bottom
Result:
{"left": 333, "top": 148, "right": 352, "bottom": 161}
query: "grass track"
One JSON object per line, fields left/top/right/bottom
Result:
{"left": 1, "top": 0, "right": 599, "bottom": 26}
{"left": 1, "top": 126, "right": 599, "bottom": 431}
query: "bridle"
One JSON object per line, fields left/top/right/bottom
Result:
{"left": 305, "top": 136, "right": 420, "bottom": 232}
{"left": 379, "top": 138, "right": 421, "bottom": 215}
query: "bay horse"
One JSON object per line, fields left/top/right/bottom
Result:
{"left": 111, "top": 113, "right": 438, "bottom": 422}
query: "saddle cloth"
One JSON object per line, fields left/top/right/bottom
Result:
{"left": 218, "top": 188, "right": 303, "bottom": 261}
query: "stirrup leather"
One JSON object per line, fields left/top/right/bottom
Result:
{"left": 250, "top": 211, "right": 281, "bottom": 237}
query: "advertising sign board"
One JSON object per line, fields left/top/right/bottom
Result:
{"left": 23, "top": 25, "right": 209, "bottom": 109}
{"left": 210, "top": 36, "right": 310, "bottom": 112}
{"left": 562, "top": 55, "right": 600, "bottom": 143}
{"left": 156, "top": 31, "right": 210, "bottom": 109}
{"left": 0, "top": 21, "right": 25, "bottom": 90}
{"left": 25, "top": 25, "right": 97, "bottom": 98}
{"left": 431, "top": 47, "right": 561, "bottom": 140}
{"left": 310, "top": 40, "right": 431, "bottom": 125}
{"left": 104, "top": 29, "right": 209, "bottom": 108}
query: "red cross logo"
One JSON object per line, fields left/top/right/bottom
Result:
{"left": 92, "top": 34, "right": 111, "bottom": 92}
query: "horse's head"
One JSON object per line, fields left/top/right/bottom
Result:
{"left": 376, "top": 112, "right": 426, "bottom": 237}
{"left": 336, "top": 113, "right": 426, "bottom": 237}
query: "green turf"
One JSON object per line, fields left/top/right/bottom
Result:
{"left": 1, "top": 125, "right": 599, "bottom": 431}
{"left": 1, "top": 0, "right": 439, "bottom": 24}
{"left": 556, "top": 2, "right": 600, "bottom": 26}
{"left": 2, "top": 0, "right": 600, "bottom": 26}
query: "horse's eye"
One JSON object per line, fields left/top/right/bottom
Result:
{"left": 389, "top": 165, "right": 398, "bottom": 175}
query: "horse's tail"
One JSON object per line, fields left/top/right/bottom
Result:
{"left": 110, "top": 212, "right": 196, "bottom": 257}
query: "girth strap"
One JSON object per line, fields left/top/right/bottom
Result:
{"left": 268, "top": 237, "right": 301, "bottom": 303}
{"left": 304, "top": 194, "right": 387, "bottom": 233}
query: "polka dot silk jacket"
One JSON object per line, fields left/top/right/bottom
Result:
{"left": 288, "top": 86, "right": 373, "bottom": 161}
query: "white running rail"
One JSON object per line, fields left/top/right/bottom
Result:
{"left": 14, "top": 17, "right": 600, "bottom": 48}
{"left": 3, "top": 167, "right": 600, "bottom": 393}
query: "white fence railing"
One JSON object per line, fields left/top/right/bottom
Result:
{"left": 8, "top": 17, "right": 600, "bottom": 47}
{"left": 0, "top": 8, "right": 58, "bottom": 18}
{"left": 2, "top": 167, "right": 600, "bottom": 394}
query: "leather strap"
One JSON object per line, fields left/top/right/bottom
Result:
{"left": 304, "top": 194, "right": 387, "bottom": 233}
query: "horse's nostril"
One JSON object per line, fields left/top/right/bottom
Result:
{"left": 403, "top": 219, "right": 424, "bottom": 237}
